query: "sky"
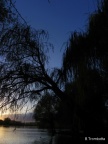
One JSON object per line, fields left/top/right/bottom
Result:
{"left": 14, "top": 0, "right": 98, "bottom": 68}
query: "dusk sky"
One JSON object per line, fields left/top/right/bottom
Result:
{"left": 15, "top": 0, "right": 98, "bottom": 68}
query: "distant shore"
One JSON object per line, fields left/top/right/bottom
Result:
{"left": 0, "top": 118, "right": 37, "bottom": 127}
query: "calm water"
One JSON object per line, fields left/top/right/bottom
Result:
{"left": 0, "top": 127, "right": 52, "bottom": 144}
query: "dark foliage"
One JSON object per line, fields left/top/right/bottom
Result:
{"left": 61, "top": 0, "right": 108, "bottom": 138}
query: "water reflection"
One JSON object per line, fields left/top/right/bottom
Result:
{"left": 48, "top": 135, "right": 73, "bottom": 144}
{"left": 0, "top": 127, "right": 73, "bottom": 144}
{"left": 0, "top": 127, "right": 51, "bottom": 144}
{"left": 31, "top": 136, "right": 51, "bottom": 144}
{"left": 31, "top": 136, "right": 54, "bottom": 144}
{"left": 32, "top": 134, "right": 73, "bottom": 144}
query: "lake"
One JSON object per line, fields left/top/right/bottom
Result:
{"left": 0, "top": 127, "right": 52, "bottom": 144}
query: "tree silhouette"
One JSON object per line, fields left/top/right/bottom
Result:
{"left": 0, "top": 21, "right": 68, "bottom": 112}
{"left": 0, "top": 0, "right": 14, "bottom": 22}
{"left": 4, "top": 117, "right": 11, "bottom": 125}
{"left": 33, "top": 92, "right": 59, "bottom": 132}
{"left": 62, "top": 0, "right": 108, "bottom": 136}
{"left": 0, "top": 0, "right": 108, "bottom": 139}
{"left": 0, "top": 0, "right": 69, "bottom": 116}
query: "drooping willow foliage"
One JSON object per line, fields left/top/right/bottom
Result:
{"left": 0, "top": 0, "right": 64, "bottom": 112}
{"left": 61, "top": 0, "right": 108, "bottom": 132}
{"left": 62, "top": 0, "right": 108, "bottom": 90}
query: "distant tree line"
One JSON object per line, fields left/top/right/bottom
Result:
{"left": 0, "top": 117, "right": 37, "bottom": 126}
{"left": 0, "top": 117, "right": 23, "bottom": 126}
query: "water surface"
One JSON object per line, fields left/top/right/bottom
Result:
{"left": 0, "top": 127, "right": 51, "bottom": 144}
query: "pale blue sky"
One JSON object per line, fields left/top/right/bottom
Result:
{"left": 15, "top": 0, "right": 98, "bottom": 68}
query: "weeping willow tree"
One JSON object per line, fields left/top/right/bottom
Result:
{"left": 0, "top": 0, "right": 14, "bottom": 22}
{"left": 63, "top": 0, "right": 108, "bottom": 85}
{"left": 62, "top": 0, "right": 108, "bottom": 134}
{"left": 0, "top": 0, "right": 67, "bottom": 114}
{"left": 0, "top": 1, "right": 77, "bottom": 135}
